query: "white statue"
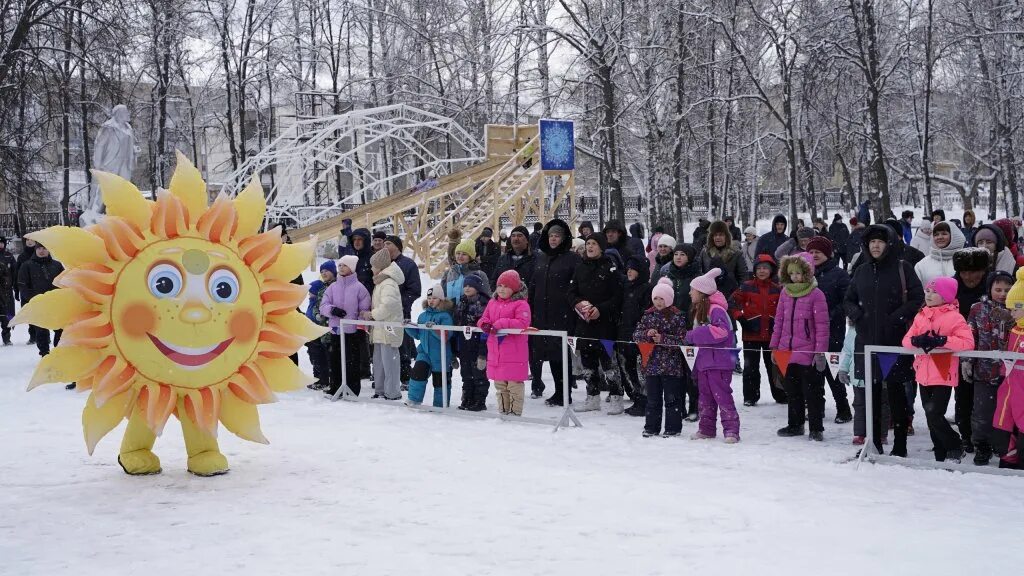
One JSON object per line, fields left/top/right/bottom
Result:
{"left": 82, "top": 104, "right": 137, "bottom": 226}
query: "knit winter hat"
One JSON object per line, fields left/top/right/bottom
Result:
{"left": 796, "top": 227, "right": 816, "bottom": 240}
{"left": 743, "top": 226, "right": 757, "bottom": 237}
{"left": 372, "top": 230, "right": 388, "bottom": 241}
{"left": 927, "top": 277, "right": 958, "bottom": 305}
{"left": 652, "top": 277, "right": 675, "bottom": 305}
{"left": 657, "top": 234, "right": 677, "bottom": 249}
{"left": 426, "top": 284, "right": 445, "bottom": 301}
{"left": 370, "top": 247, "right": 392, "bottom": 272}
{"left": 974, "top": 227, "right": 998, "bottom": 246}
{"left": 571, "top": 238, "right": 586, "bottom": 252}
{"left": 673, "top": 243, "right": 697, "bottom": 261}
{"left": 337, "top": 255, "right": 358, "bottom": 275}
{"left": 1006, "top": 268, "right": 1024, "bottom": 319}
{"left": 586, "top": 232, "right": 608, "bottom": 252}
{"left": 805, "top": 236, "right": 833, "bottom": 259}
{"left": 455, "top": 238, "right": 477, "bottom": 259}
{"left": 320, "top": 259, "right": 338, "bottom": 277}
{"left": 497, "top": 270, "right": 522, "bottom": 292}
{"left": 463, "top": 274, "right": 486, "bottom": 294}
{"left": 690, "top": 268, "right": 722, "bottom": 296}
{"left": 385, "top": 235, "right": 403, "bottom": 252}
{"left": 548, "top": 223, "right": 569, "bottom": 238}
{"left": 919, "top": 220, "right": 933, "bottom": 235}
{"left": 510, "top": 225, "right": 530, "bottom": 238}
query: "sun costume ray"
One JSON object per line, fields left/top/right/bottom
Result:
{"left": 13, "top": 152, "right": 326, "bottom": 476}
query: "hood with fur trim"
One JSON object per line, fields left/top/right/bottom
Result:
{"left": 779, "top": 252, "right": 815, "bottom": 284}
{"left": 707, "top": 220, "right": 733, "bottom": 246}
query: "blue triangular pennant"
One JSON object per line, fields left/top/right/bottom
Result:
{"left": 600, "top": 339, "right": 615, "bottom": 358}
{"left": 496, "top": 335, "right": 506, "bottom": 345}
{"left": 877, "top": 353, "right": 900, "bottom": 380}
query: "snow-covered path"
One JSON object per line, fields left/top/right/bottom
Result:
{"left": 1, "top": 318, "right": 1019, "bottom": 576}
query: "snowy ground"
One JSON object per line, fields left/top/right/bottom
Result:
{"left": 2, "top": 313, "right": 1021, "bottom": 576}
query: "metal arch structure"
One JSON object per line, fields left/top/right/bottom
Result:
{"left": 220, "top": 104, "right": 485, "bottom": 230}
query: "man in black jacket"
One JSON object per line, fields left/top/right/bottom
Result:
{"left": 15, "top": 236, "right": 37, "bottom": 345}
{"left": 569, "top": 232, "right": 625, "bottom": 415}
{"left": 0, "top": 236, "right": 16, "bottom": 345}
{"left": 475, "top": 227, "right": 500, "bottom": 280}
{"left": 18, "top": 243, "right": 65, "bottom": 357}
{"left": 755, "top": 214, "right": 789, "bottom": 257}
{"left": 602, "top": 220, "right": 634, "bottom": 260}
{"left": 529, "top": 219, "right": 582, "bottom": 405}
{"left": 844, "top": 224, "right": 924, "bottom": 457}
{"left": 807, "top": 236, "right": 852, "bottom": 423}
{"left": 529, "top": 222, "right": 543, "bottom": 252}
{"left": 828, "top": 214, "right": 851, "bottom": 268}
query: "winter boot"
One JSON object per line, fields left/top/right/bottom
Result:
{"left": 962, "top": 437, "right": 975, "bottom": 454}
{"left": 545, "top": 392, "right": 567, "bottom": 406}
{"left": 777, "top": 425, "right": 805, "bottom": 437}
{"left": 690, "top": 431, "right": 714, "bottom": 440}
{"left": 973, "top": 443, "right": 993, "bottom": 466}
{"left": 573, "top": 394, "right": 601, "bottom": 413}
{"left": 835, "top": 405, "right": 853, "bottom": 424}
{"left": 642, "top": 429, "right": 658, "bottom": 438}
{"left": 432, "top": 384, "right": 452, "bottom": 408}
{"left": 607, "top": 395, "right": 625, "bottom": 415}
{"left": 808, "top": 431, "right": 824, "bottom": 442}
{"left": 406, "top": 379, "right": 428, "bottom": 405}
{"left": 458, "top": 386, "right": 474, "bottom": 410}
{"left": 624, "top": 396, "right": 647, "bottom": 417}
{"left": 906, "top": 416, "right": 915, "bottom": 436}
{"left": 724, "top": 435, "right": 740, "bottom": 444}
{"left": 852, "top": 436, "right": 866, "bottom": 445}
{"left": 945, "top": 448, "right": 966, "bottom": 464}
{"left": 662, "top": 430, "right": 681, "bottom": 438}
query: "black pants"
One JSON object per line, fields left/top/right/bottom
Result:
{"left": 0, "top": 314, "right": 10, "bottom": 343}
{"left": 921, "top": 385, "right": 961, "bottom": 461}
{"left": 617, "top": 344, "right": 645, "bottom": 401}
{"left": 329, "top": 331, "right": 365, "bottom": 396}
{"left": 35, "top": 327, "right": 61, "bottom": 356}
{"left": 307, "top": 338, "right": 329, "bottom": 387}
{"left": 955, "top": 374, "right": 974, "bottom": 444}
{"left": 529, "top": 340, "right": 545, "bottom": 396}
{"left": 683, "top": 365, "right": 698, "bottom": 415}
{"left": 782, "top": 364, "right": 826, "bottom": 432}
{"left": 538, "top": 336, "right": 575, "bottom": 403}
{"left": 579, "top": 341, "right": 622, "bottom": 396}
{"left": 824, "top": 366, "right": 851, "bottom": 414}
{"left": 853, "top": 386, "right": 892, "bottom": 438}
{"left": 645, "top": 374, "right": 685, "bottom": 435}
{"left": 457, "top": 343, "right": 489, "bottom": 408}
{"left": 871, "top": 372, "right": 909, "bottom": 456}
{"left": 359, "top": 335, "right": 372, "bottom": 380}
{"left": 399, "top": 333, "right": 415, "bottom": 384}
{"left": 972, "top": 378, "right": 1001, "bottom": 448}
{"left": 742, "top": 341, "right": 785, "bottom": 404}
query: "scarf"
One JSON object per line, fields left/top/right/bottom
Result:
{"left": 783, "top": 277, "right": 818, "bottom": 298}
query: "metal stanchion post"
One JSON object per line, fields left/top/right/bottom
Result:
{"left": 440, "top": 329, "right": 449, "bottom": 408}
{"left": 857, "top": 346, "right": 876, "bottom": 467}
{"left": 555, "top": 332, "right": 582, "bottom": 432}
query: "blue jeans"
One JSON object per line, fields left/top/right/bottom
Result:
{"left": 645, "top": 374, "right": 685, "bottom": 435}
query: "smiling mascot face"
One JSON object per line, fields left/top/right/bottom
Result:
{"left": 14, "top": 152, "right": 326, "bottom": 476}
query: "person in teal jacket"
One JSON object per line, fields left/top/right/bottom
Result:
{"left": 406, "top": 285, "right": 457, "bottom": 406}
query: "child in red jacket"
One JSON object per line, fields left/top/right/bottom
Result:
{"left": 730, "top": 254, "right": 784, "bottom": 406}
{"left": 902, "top": 277, "right": 976, "bottom": 462}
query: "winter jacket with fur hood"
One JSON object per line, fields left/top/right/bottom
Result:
{"left": 914, "top": 223, "right": 967, "bottom": 285}
{"left": 698, "top": 220, "right": 747, "bottom": 297}
{"left": 902, "top": 302, "right": 974, "bottom": 386}
{"left": 530, "top": 219, "right": 582, "bottom": 358}
{"left": 769, "top": 254, "right": 830, "bottom": 366}
{"left": 370, "top": 262, "right": 406, "bottom": 347}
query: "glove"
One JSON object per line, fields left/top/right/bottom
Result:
{"left": 910, "top": 330, "right": 947, "bottom": 353}
{"left": 332, "top": 307, "right": 347, "bottom": 319}
{"left": 813, "top": 353, "right": 827, "bottom": 373}
{"left": 961, "top": 361, "right": 974, "bottom": 382}
{"left": 477, "top": 356, "right": 487, "bottom": 371}
{"left": 425, "top": 321, "right": 435, "bottom": 328}
{"left": 451, "top": 357, "right": 460, "bottom": 370}
{"left": 479, "top": 322, "right": 493, "bottom": 334}
{"left": 837, "top": 370, "right": 850, "bottom": 385}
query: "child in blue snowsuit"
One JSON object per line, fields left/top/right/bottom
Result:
{"left": 406, "top": 285, "right": 457, "bottom": 407}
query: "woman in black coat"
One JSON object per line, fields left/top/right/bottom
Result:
{"left": 568, "top": 233, "right": 625, "bottom": 414}
{"left": 844, "top": 224, "right": 924, "bottom": 457}
{"left": 529, "top": 219, "right": 582, "bottom": 405}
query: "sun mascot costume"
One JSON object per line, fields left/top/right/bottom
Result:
{"left": 13, "top": 152, "right": 326, "bottom": 476}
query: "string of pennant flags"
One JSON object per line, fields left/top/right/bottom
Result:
{"left": 361, "top": 323, "right": 1021, "bottom": 381}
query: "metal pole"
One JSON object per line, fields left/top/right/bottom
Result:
{"left": 440, "top": 328, "right": 449, "bottom": 408}
{"left": 330, "top": 329, "right": 354, "bottom": 401}
{"left": 858, "top": 346, "right": 875, "bottom": 467}
{"left": 555, "top": 332, "right": 582, "bottom": 432}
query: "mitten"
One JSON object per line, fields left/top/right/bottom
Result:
{"left": 961, "top": 360, "right": 974, "bottom": 382}
{"left": 332, "top": 307, "right": 347, "bottom": 318}
{"left": 837, "top": 370, "right": 851, "bottom": 385}
{"left": 813, "top": 353, "right": 827, "bottom": 373}
{"left": 451, "top": 357, "right": 460, "bottom": 370}
{"left": 479, "top": 322, "right": 494, "bottom": 333}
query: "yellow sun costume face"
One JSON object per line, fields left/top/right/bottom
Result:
{"left": 14, "top": 152, "right": 326, "bottom": 476}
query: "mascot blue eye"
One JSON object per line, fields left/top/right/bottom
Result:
{"left": 208, "top": 270, "right": 240, "bottom": 303}
{"left": 147, "top": 264, "right": 183, "bottom": 298}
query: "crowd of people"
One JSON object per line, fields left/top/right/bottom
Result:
{"left": 6, "top": 206, "right": 1024, "bottom": 468}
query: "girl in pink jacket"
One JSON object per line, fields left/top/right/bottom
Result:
{"left": 902, "top": 276, "right": 975, "bottom": 462}
{"left": 770, "top": 253, "right": 830, "bottom": 441}
{"left": 478, "top": 270, "right": 532, "bottom": 416}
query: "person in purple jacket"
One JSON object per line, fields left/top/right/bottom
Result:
{"left": 770, "top": 252, "right": 831, "bottom": 441}
{"left": 320, "top": 255, "right": 372, "bottom": 396}
{"left": 684, "top": 268, "right": 741, "bottom": 443}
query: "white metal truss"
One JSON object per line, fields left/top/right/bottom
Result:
{"left": 221, "top": 104, "right": 485, "bottom": 228}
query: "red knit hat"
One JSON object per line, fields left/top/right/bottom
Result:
{"left": 805, "top": 236, "right": 834, "bottom": 259}
{"left": 497, "top": 270, "right": 522, "bottom": 292}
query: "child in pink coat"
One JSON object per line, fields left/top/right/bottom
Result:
{"left": 902, "top": 276, "right": 976, "bottom": 462}
{"left": 478, "top": 270, "right": 532, "bottom": 416}
{"left": 770, "top": 253, "right": 830, "bottom": 441}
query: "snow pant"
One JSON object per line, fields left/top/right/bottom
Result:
{"left": 921, "top": 385, "right": 961, "bottom": 461}
{"left": 372, "top": 344, "right": 402, "bottom": 399}
{"left": 696, "top": 368, "right": 740, "bottom": 438}
{"left": 534, "top": 336, "right": 576, "bottom": 402}
{"left": 359, "top": 336, "right": 372, "bottom": 380}
{"left": 683, "top": 364, "right": 698, "bottom": 416}
{"left": 579, "top": 340, "right": 622, "bottom": 397}
{"left": 307, "top": 337, "right": 330, "bottom": 389}
{"left": 494, "top": 381, "right": 524, "bottom": 415}
{"left": 329, "top": 331, "right": 365, "bottom": 396}
{"left": 853, "top": 386, "right": 891, "bottom": 438}
{"left": 955, "top": 373, "right": 974, "bottom": 445}
{"left": 35, "top": 327, "right": 61, "bottom": 356}
{"left": 824, "top": 367, "right": 851, "bottom": 416}
{"left": 972, "top": 378, "right": 1002, "bottom": 448}
{"left": 407, "top": 360, "right": 452, "bottom": 407}
{"left": 782, "top": 364, "right": 826, "bottom": 432}
{"left": 742, "top": 341, "right": 785, "bottom": 404}
{"left": 457, "top": 344, "right": 489, "bottom": 409}
{"left": 905, "top": 381, "right": 918, "bottom": 419}
{"left": 871, "top": 371, "right": 910, "bottom": 456}
{"left": 399, "top": 333, "right": 415, "bottom": 385}
{"left": 616, "top": 344, "right": 645, "bottom": 401}
{"left": 529, "top": 340, "right": 545, "bottom": 396}
{"left": 645, "top": 374, "right": 684, "bottom": 435}
{"left": 0, "top": 314, "right": 10, "bottom": 344}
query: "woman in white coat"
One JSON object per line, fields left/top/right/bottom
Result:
{"left": 914, "top": 221, "right": 966, "bottom": 285}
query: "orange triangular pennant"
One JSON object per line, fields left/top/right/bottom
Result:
{"left": 773, "top": 350, "right": 793, "bottom": 378}
{"left": 931, "top": 353, "right": 953, "bottom": 380}
{"left": 637, "top": 342, "right": 656, "bottom": 369}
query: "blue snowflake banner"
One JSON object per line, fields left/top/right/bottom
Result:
{"left": 539, "top": 119, "right": 575, "bottom": 171}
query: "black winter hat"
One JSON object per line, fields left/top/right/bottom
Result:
{"left": 673, "top": 243, "right": 697, "bottom": 261}
{"left": 585, "top": 232, "right": 608, "bottom": 252}
{"left": 865, "top": 225, "right": 891, "bottom": 244}
{"left": 986, "top": 270, "right": 1014, "bottom": 294}
{"left": 602, "top": 219, "right": 627, "bottom": 235}
{"left": 953, "top": 248, "right": 992, "bottom": 273}
{"left": 932, "top": 209, "right": 946, "bottom": 221}
{"left": 510, "top": 225, "right": 530, "bottom": 238}
{"left": 833, "top": 213, "right": 843, "bottom": 222}
{"left": 385, "top": 235, "right": 403, "bottom": 252}
{"left": 372, "top": 230, "right": 388, "bottom": 241}
{"left": 883, "top": 219, "right": 905, "bottom": 243}
{"left": 579, "top": 221, "right": 594, "bottom": 234}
